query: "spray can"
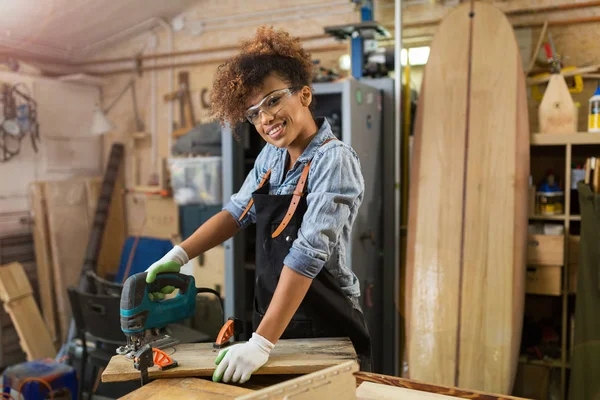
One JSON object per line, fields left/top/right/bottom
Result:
{"left": 588, "top": 81, "right": 600, "bottom": 133}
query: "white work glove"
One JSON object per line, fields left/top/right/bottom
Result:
{"left": 144, "top": 245, "right": 189, "bottom": 299}
{"left": 212, "top": 332, "right": 274, "bottom": 384}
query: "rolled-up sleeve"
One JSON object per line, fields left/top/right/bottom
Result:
{"left": 223, "top": 146, "right": 272, "bottom": 228}
{"left": 284, "top": 144, "right": 364, "bottom": 278}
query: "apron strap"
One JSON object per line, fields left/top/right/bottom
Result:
{"left": 239, "top": 169, "right": 272, "bottom": 221}
{"left": 272, "top": 137, "right": 338, "bottom": 238}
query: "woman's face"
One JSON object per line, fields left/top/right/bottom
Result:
{"left": 246, "top": 74, "right": 312, "bottom": 148}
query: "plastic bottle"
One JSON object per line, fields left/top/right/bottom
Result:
{"left": 588, "top": 80, "right": 600, "bottom": 133}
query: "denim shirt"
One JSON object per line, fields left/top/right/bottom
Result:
{"left": 223, "top": 117, "right": 364, "bottom": 298}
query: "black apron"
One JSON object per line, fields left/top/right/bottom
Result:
{"left": 250, "top": 164, "right": 372, "bottom": 372}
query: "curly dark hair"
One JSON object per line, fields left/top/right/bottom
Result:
{"left": 210, "top": 25, "right": 314, "bottom": 126}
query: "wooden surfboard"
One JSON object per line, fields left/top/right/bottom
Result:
{"left": 405, "top": 1, "right": 529, "bottom": 394}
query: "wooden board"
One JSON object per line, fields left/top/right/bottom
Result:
{"left": 405, "top": 1, "right": 528, "bottom": 394}
{"left": 29, "top": 182, "right": 58, "bottom": 342}
{"left": 0, "top": 262, "right": 56, "bottom": 360}
{"left": 357, "top": 382, "right": 459, "bottom": 400}
{"left": 354, "top": 372, "right": 526, "bottom": 400}
{"left": 119, "top": 378, "right": 253, "bottom": 400}
{"left": 45, "top": 179, "right": 94, "bottom": 342}
{"left": 238, "top": 361, "right": 358, "bottom": 400}
{"left": 102, "top": 337, "right": 357, "bottom": 383}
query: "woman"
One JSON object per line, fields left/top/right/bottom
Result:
{"left": 145, "top": 26, "right": 371, "bottom": 383}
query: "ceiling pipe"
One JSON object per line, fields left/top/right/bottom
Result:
{"left": 81, "top": 43, "right": 348, "bottom": 76}
{"left": 71, "top": 34, "right": 332, "bottom": 66}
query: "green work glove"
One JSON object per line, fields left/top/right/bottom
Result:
{"left": 145, "top": 245, "right": 189, "bottom": 300}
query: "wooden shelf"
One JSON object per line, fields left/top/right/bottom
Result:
{"left": 570, "top": 215, "right": 582, "bottom": 221}
{"left": 529, "top": 214, "right": 566, "bottom": 221}
{"left": 519, "top": 356, "right": 567, "bottom": 369}
{"left": 531, "top": 133, "right": 600, "bottom": 146}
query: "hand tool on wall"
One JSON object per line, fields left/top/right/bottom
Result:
{"left": 164, "top": 71, "right": 196, "bottom": 139}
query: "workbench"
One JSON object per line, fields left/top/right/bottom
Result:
{"left": 119, "top": 372, "right": 525, "bottom": 400}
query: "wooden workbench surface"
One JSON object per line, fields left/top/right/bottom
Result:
{"left": 102, "top": 337, "right": 356, "bottom": 383}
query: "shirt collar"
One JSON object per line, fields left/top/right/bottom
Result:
{"left": 294, "top": 117, "right": 335, "bottom": 164}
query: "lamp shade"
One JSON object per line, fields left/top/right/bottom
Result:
{"left": 90, "top": 106, "right": 115, "bottom": 135}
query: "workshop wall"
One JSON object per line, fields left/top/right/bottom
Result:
{"left": 89, "top": 0, "right": 364, "bottom": 235}
{"left": 0, "top": 71, "right": 101, "bottom": 217}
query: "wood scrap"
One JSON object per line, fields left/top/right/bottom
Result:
{"left": 354, "top": 372, "right": 526, "bottom": 400}
{"left": 30, "top": 182, "right": 58, "bottom": 342}
{"left": 102, "top": 337, "right": 357, "bottom": 383}
{"left": 238, "top": 360, "right": 358, "bottom": 400}
{"left": 0, "top": 262, "right": 56, "bottom": 360}
{"left": 120, "top": 378, "right": 253, "bottom": 400}
{"left": 356, "top": 382, "right": 458, "bottom": 400}
{"left": 45, "top": 179, "right": 94, "bottom": 342}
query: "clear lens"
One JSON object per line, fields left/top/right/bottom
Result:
{"left": 245, "top": 88, "right": 295, "bottom": 124}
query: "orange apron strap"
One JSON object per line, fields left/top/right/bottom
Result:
{"left": 271, "top": 137, "right": 338, "bottom": 238}
{"left": 239, "top": 169, "right": 272, "bottom": 221}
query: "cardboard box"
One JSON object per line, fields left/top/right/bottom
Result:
{"left": 143, "top": 196, "right": 180, "bottom": 240}
{"left": 526, "top": 265, "right": 562, "bottom": 296}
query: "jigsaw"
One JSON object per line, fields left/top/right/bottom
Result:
{"left": 116, "top": 271, "right": 221, "bottom": 358}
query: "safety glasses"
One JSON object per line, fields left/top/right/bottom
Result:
{"left": 245, "top": 87, "right": 299, "bottom": 125}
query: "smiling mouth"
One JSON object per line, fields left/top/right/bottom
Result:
{"left": 267, "top": 121, "right": 286, "bottom": 137}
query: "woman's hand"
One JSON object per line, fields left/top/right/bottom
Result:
{"left": 212, "top": 333, "right": 274, "bottom": 383}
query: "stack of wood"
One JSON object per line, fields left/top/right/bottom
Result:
{"left": 29, "top": 174, "right": 126, "bottom": 346}
{"left": 0, "top": 213, "right": 39, "bottom": 368}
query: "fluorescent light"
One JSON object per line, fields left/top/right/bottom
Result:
{"left": 401, "top": 47, "right": 430, "bottom": 66}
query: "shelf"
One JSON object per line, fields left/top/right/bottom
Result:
{"left": 529, "top": 215, "right": 566, "bottom": 221}
{"left": 519, "top": 356, "right": 569, "bottom": 369}
{"left": 569, "top": 215, "right": 582, "bottom": 221}
{"left": 531, "top": 132, "right": 600, "bottom": 146}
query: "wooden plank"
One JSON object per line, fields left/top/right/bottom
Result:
{"left": 29, "top": 182, "right": 58, "bottom": 342}
{"left": 120, "top": 378, "right": 253, "bottom": 400}
{"left": 0, "top": 262, "right": 56, "bottom": 360}
{"left": 405, "top": 0, "right": 470, "bottom": 387}
{"left": 531, "top": 132, "right": 600, "bottom": 145}
{"left": 353, "top": 372, "right": 527, "bottom": 400}
{"left": 102, "top": 337, "right": 357, "bottom": 383}
{"left": 406, "top": 2, "right": 528, "bottom": 394}
{"left": 45, "top": 179, "right": 94, "bottom": 342}
{"left": 238, "top": 361, "right": 358, "bottom": 400}
{"left": 356, "top": 382, "right": 459, "bottom": 400}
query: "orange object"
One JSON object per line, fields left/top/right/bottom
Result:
{"left": 214, "top": 318, "right": 235, "bottom": 349}
{"left": 153, "top": 348, "right": 178, "bottom": 370}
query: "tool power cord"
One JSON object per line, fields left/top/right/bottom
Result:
{"left": 196, "top": 287, "right": 225, "bottom": 324}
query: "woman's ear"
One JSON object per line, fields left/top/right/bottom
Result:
{"left": 300, "top": 86, "right": 312, "bottom": 107}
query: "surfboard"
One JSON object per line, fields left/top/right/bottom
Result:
{"left": 405, "top": 1, "right": 529, "bottom": 394}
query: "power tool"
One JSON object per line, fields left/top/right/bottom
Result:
{"left": 116, "top": 271, "right": 207, "bottom": 358}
